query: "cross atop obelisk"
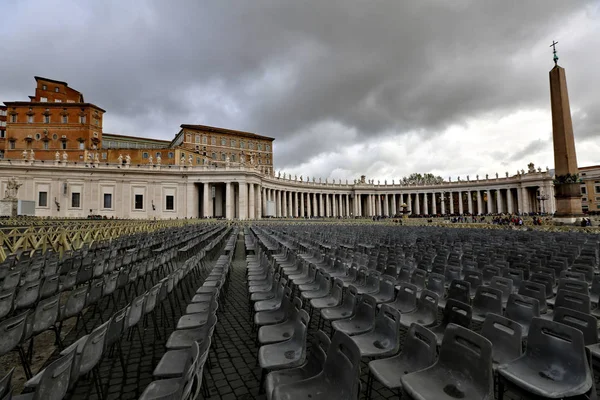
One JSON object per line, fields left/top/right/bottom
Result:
{"left": 550, "top": 40, "right": 559, "bottom": 66}
{"left": 549, "top": 41, "right": 583, "bottom": 222}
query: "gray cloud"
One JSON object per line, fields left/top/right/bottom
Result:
{"left": 1, "top": 0, "right": 599, "bottom": 176}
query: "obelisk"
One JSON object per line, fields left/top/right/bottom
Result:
{"left": 549, "top": 41, "right": 583, "bottom": 223}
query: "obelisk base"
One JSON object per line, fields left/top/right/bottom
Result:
{"left": 553, "top": 183, "right": 584, "bottom": 225}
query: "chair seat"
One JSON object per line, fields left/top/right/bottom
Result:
{"left": 191, "top": 293, "right": 215, "bottom": 303}
{"left": 332, "top": 318, "right": 373, "bottom": 336}
{"left": 271, "top": 373, "right": 352, "bottom": 400}
{"left": 255, "top": 299, "right": 282, "bottom": 312}
{"left": 139, "top": 378, "right": 183, "bottom": 400}
{"left": 251, "top": 292, "right": 276, "bottom": 302}
{"left": 310, "top": 296, "right": 339, "bottom": 310}
{"left": 497, "top": 358, "right": 593, "bottom": 398}
{"left": 399, "top": 311, "right": 437, "bottom": 329}
{"left": 176, "top": 313, "right": 209, "bottom": 330}
{"left": 321, "top": 307, "right": 353, "bottom": 321}
{"left": 196, "top": 287, "right": 219, "bottom": 295}
{"left": 265, "top": 364, "right": 319, "bottom": 400}
{"left": 369, "top": 356, "right": 413, "bottom": 390}
{"left": 166, "top": 326, "right": 211, "bottom": 350}
{"left": 186, "top": 303, "right": 211, "bottom": 314}
{"left": 351, "top": 332, "right": 398, "bottom": 358}
{"left": 255, "top": 309, "right": 287, "bottom": 326}
{"left": 258, "top": 343, "right": 305, "bottom": 370}
{"left": 402, "top": 367, "right": 493, "bottom": 400}
{"left": 258, "top": 321, "right": 295, "bottom": 345}
{"left": 153, "top": 349, "right": 188, "bottom": 378}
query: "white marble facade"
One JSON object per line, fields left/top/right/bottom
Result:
{"left": 0, "top": 162, "right": 556, "bottom": 219}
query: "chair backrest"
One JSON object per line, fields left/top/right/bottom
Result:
{"left": 321, "top": 330, "right": 362, "bottom": 399}
{"left": 554, "top": 289, "right": 591, "bottom": 314}
{"left": 375, "top": 304, "right": 401, "bottom": 341}
{"left": 505, "top": 293, "right": 540, "bottom": 327}
{"left": 403, "top": 323, "right": 437, "bottom": 372}
{"left": 447, "top": 279, "right": 470, "bottom": 304}
{"left": 529, "top": 273, "right": 554, "bottom": 298}
{"left": 489, "top": 276, "right": 513, "bottom": 303}
{"left": 39, "top": 274, "right": 59, "bottom": 300}
{"left": 32, "top": 348, "right": 76, "bottom": 400}
{"left": 445, "top": 265, "right": 461, "bottom": 284}
{"left": 306, "top": 330, "right": 331, "bottom": 372}
{"left": 86, "top": 279, "right": 104, "bottom": 307}
{"left": 557, "top": 278, "right": 589, "bottom": 296}
{"left": 553, "top": 307, "right": 598, "bottom": 346}
{"left": 105, "top": 307, "right": 128, "bottom": 349}
{"left": 416, "top": 289, "right": 439, "bottom": 316}
{"left": 481, "top": 266, "right": 500, "bottom": 284}
{"left": 62, "top": 286, "right": 89, "bottom": 320}
{"left": 395, "top": 282, "right": 418, "bottom": 308}
{"left": 14, "top": 279, "right": 41, "bottom": 310}
{"left": 437, "top": 324, "right": 493, "bottom": 398}
{"left": 481, "top": 313, "right": 523, "bottom": 365}
{"left": 330, "top": 278, "right": 344, "bottom": 302}
{"left": 503, "top": 268, "right": 524, "bottom": 291}
{"left": 0, "top": 368, "right": 14, "bottom": 400}
{"left": 441, "top": 299, "right": 472, "bottom": 329}
{"left": 397, "top": 267, "right": 411, "bottom": 283}
{"left": 342, "top": 285, "right": 359, "bottom": 312}
{"left": 353, "top": 294, "right": 377, "bottom": 322}
{"left": 410, "top": 269, "right": 427, "bottom": 287}
{"left": 78, "top": 320, "right": 110, "bottom": 376}
{"left": 523, "top": 318, "right": 592, "bottom": 388}
{"left": 125, "top": 293, "right": 146, "bottom": 330}
{"left": 463, "top": 271, "right": 483, "bottom": 292}
{"left": 472, "top": 286, "right": 502, "bottom": 315}
{"left": 32, "top": 294, "right": 60, "bottom": 335}
{"left": 0, "top": 311, "right": 28, "bottom": 357}
{"left": 560, "top": 270, "right": 586, "bottom": 282}
{"left": 571, "top": 265, "right": 594, "bottom": 283}
{"left": 518, "top": 281, "right": 547, "bottom": 313}
{"left": 0, "top": 288, "right": 15, "bottom": 320}
{"left": 144, "top": 283, "right": 163, "bottom": 314}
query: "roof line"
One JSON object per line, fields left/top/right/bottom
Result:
{"left": 34, "top": 76, "right": 69, "bottom": 86}
{"left": 180, "top": 124, "right": 275, "bottom": 141}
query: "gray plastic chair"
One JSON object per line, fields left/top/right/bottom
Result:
{"left": 0, "top": 288, "right": 15, "bottom": 320}
{"left": 471, "top": 286, "right": 503, "bottom": 323}
{"left": 425, "top": 273, "right": 445, "bottom": 298}
{"left": 320, "top": 285, "right": 359, "bottom": 330}
{"left": 258, "top": 298, "right": 303, "bottom": 345}
{"left": 332, "top": 294, "right": 377, "bottom": 336}
{"left": 0, "top": 311, "right": 28, "bottom": 381}
{"left": 255, "top": 288, "right": 293, "bottom": 329}
{"left": 518, "top": 281, "right": 548, "bottom": 314}
{"left": 265, "top": 330, "right": 331, "bottom": 400}
{"left": 410, "top": 269, "right": 427, "bottom": 292}
{"left": 480, "top": 313, "right": 523, "bottom": 368}
{"left": 546, "top": 289, "right": 591, "bottom": 320}
{"left": 166, "top": 313, "right": 217, "bottom": 350}
{"left": 271, "top": 330, "right": 362, "bottom": 400}
{"left": 350, "top": 304, "right": 401, "bottom": 357}
{"left": 39, "top": 275, "right": 59, "bottom": 300}
{"left": 399, "top": 289, "right": 439, "bottom": 329}
{"left": 367, "top": 323, "right": 437, "bottom": 398}
{"left": 0, "top": 368, "right": 13, "bottom": 400}
{"left": 153, "top": 337, "right": 208, "bottom": 379}
{"left": 300, "top": 273, "right": 332, "bottom": 303}
{"left": 258, "top": 308, "right": 310, "bottom": 393}
{"left": 254, "top": 283, "right": 287, "bottom": 313}
{"left": 553, "top": 307, "right": 598, "bottom": 346}
{"left": 497, "top": 318, "right": 594, "bottom": 400}
{"left": 505, "top": 293, "right": 540, "bottom": 337}
{"left": 438, "top": 279, "right": 470, "bottom": 310}
{"left": 482, "top": 266, "right": 500, "bottom": 285}
{"left": 178, "top": 298, "right": 218, "bottom": 329}
{"left": 430, "top": 299, "right": 472, "bottom": 346}
{"left": 463, "top": 270, "right": 483, "bottom": 297}
{"left": 15, "top": 348, "right": 76, "bottom": 400}
{"left": 310, "top": 278, "right": 343, "bottom": 311}
{"left": 401, "top": 323, "right": 494, "bottom": 400}
{"left": 14, "top": 280, "right": 41, "bottom": 311}
{"left": 490, "top": 276, "right": 513, "bottom": 305}
{"left": 370, "top": 275, "right": 396, "bottom": 304}
{"left": 387, "top": 282, "right": 418, "bottom": 314}
{"left": 356, "top": 271, "right": 381, "bottom": 295}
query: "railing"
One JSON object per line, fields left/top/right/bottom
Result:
{"left": 0, "top": 218, "right": 211, "bottom": 262}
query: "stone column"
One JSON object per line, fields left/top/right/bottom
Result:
{"left": 467, "top": 191, "right": 473, "bottom": 214}
{"left": 357, "top": 194, "right": 362, "bottom": 217}
{"left": 507, "top": 188, "right": 514, "bottom": 214}
{"left": 319, "top": 193, "right": 324, "bottom": 217}
{"left": 346, "top": 194, "right": 350, "bottom": 217}
{"left": 306, "top": 193, "right": 312, "bottom": 218}
{"left": 441, "top": 193, "right": 446, "bottom": 215}
{"left": 449, "top": 192, "right": 454, "bottom": 214}
{"left": 486, "top": 189, "right": 493, "bottom": 214}
{"left": 238, "top": 180, "right": 248, "bottom": 220}
{"left": 325, "top": 194, "right": 330, "bottom": 217}
{"left": 225, "top": 182, "right": 233, "bottom": 219}
{"left": 457, "top": 191, "right": 463, "bottom": 214}
{"left": 423, "top": 193, "right": 429, "bottom": 215}
{"left": 249, "top": 183, "right": 255, "bottom": 219}
{"left": 284, "top": 190, "right": 289, "bottom": 217}
{"left": 257, "top": 185, "right": 262, "bottom": 219}
{"left": 383, "top": 194, "right": 389, "bottom": 216}
{"left": 476, "top": 190, "right": 483, "bottom": 215}
{"left": 203, "top": 182, "right": 211, "bottom": 218}
{"left": 407, "top": 193, "right": 412, "bottom": 215}
{"left": 496, "top": 189, "right": 503, "bottom": 214}
{"left": 313, "top": 193, "right": 318, "bottom": 217}
{"left": 415, "top": 193, "right": 421, "bottom": 215}
{"left": 432, "top": 193, "right": 437, "bottom": 215}
{"left": 277, "top": 190, "right": 282, "bottom": 217}
{"left": 521, "top": 187, "right": 529, "bottom": 214}
{"left": 294, "top": 192, "right": 299, "bottom": 217}
{"left": 300, "top": 192, "right": 305, "bottom": 217}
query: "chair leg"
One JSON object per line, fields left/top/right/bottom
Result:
{"left": 17, "top": 345, "right": 32, "bottom": 379}
{"left": 497, "top": 378, "right": 504, "bottom": 400}
{"left": 258, "top": 369, "right": 267, "bottom": 394}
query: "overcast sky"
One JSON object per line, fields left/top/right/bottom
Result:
{"left": 1, "top": 0, "right": 599, "bottom": 181}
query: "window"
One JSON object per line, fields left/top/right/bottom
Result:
{"left": 197, "top": 157, "right": 201, "bottom": 164}
{"left": 61, "top": 141, "right": 67, "bottom": 150}
{"left": 40, "top": 97, "right": 47, "bottom": 102}
{"left": 202, "top": 136, "right": 207, "bottom": 144}
{"left": 266, "top": 145, "right": 270, "bottom": 151}
{"left": 248, "top": 143, "right": 253, "bottom": 150}
{"left": 582, "top": 187, "right": 587, "bottom": 194}
{"left": 9, "top": 141, "right": 15, "bottom": 150}
{"left": 71, "top": 192, "right": 81, "bottom": 208}
{"left": 156, "top": 152, "right": 161, "bottom": 158}
{"left": 0, "top": 150, "right": 4, "bottom": 159}
{"left": 43, "top": 141, "right": 49, "bottom": 150}
{"left": 10, "top": 114, "right": 17, "bottom": 123}
{"left": 211, "top": 137, "right": 216, "bottom": 145}
{"left": 231, "top": 154, "right": 236, "bottom": 162}
{"left": 55, "top": 87, "right": 59, "bottom": 93}
{"left": 597, "top": 204, "right": 600, "bottom": 209}
{"left": 142, "top": 152, "right": 149, "bottom": 159}
{"left": 0, "top": 130, "right": 5, "bottom": 138}
{"left": 79, "top": 115, "right": 86, "bottom": 124}
{"left": 103, "top": 193, "right": 112, "bottom": 209}
{"left": 595, "top": 186, "right": 600, "bottom": 194}
{"left": 55, "top": 99, "right": 61, "bottom": 103}
{"left": 168, "top": 152, "right": 174, "bottom": 159}
{"left": 0, "top": 110, "right": 5, "bottom": 116}
{"left": 165, "top": 195, "right": 174, "bottom": 210}
{"left": 44, "top": 115, "right": 50, "bottom": 123}
{"left": 42, "top": 85, "right": 47, "bottom": 90}
{"left": 28, "top": 115, "right": 33, "bottom": 123}
{"left": 211, "top": 152, "right": 216, "bottom": 159}
{"left": 35, "top": 133, "right": 41, "bottom": 140}
{"left": 102, "top": 152, "right": 107, "bottom": 159}
{"left": 94, "top": 118, "right": 99, "bottom": 126}
{"left": 134, "top": 194, "right": 144, "bottom": 210}
{"left": 258, "top": 143, "right": 262, "bottom": 151}
{"left": 79, "top": 142, "right": 85, "bottom": 150}
{"left": 240, "top": 141, "right": 245, "bottom": 149}
{"left": 38, "top": 192, "right": 48, "bottom": 207}
{"left": 231, "top": 140, "right": 236, "bottom": 147}
{"left": 221, "top": 138, "right": 226, "bottom": 146}
{"left": 62, "top": 115, "right": 68, "bottom": 123}
{"left": 186, "top": 134, "right": 191, "bottom": 142}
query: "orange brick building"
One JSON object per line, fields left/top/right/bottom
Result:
{"left": 0, "top": 105, "right": 6, "bottom": 158}
{"left": 2, "top": 76, "right": 275, "bottom": 173}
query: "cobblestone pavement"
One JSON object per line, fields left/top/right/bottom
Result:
{"left": 26, "top": 233, "right": 600, "bottom": 399}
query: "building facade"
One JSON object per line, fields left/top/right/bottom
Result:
{"left": 0, "top": 105, "right": 6, "bottom": 157}
{"left": 579, "top": 165, "right": 600, "bottom": 213}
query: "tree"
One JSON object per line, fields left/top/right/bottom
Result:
{"left": 401, "top": 173, "right": 444, "bottom": 185}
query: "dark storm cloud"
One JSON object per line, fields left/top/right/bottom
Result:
{"left": 0, "top": 0, "right": 598, "bottom": 171}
